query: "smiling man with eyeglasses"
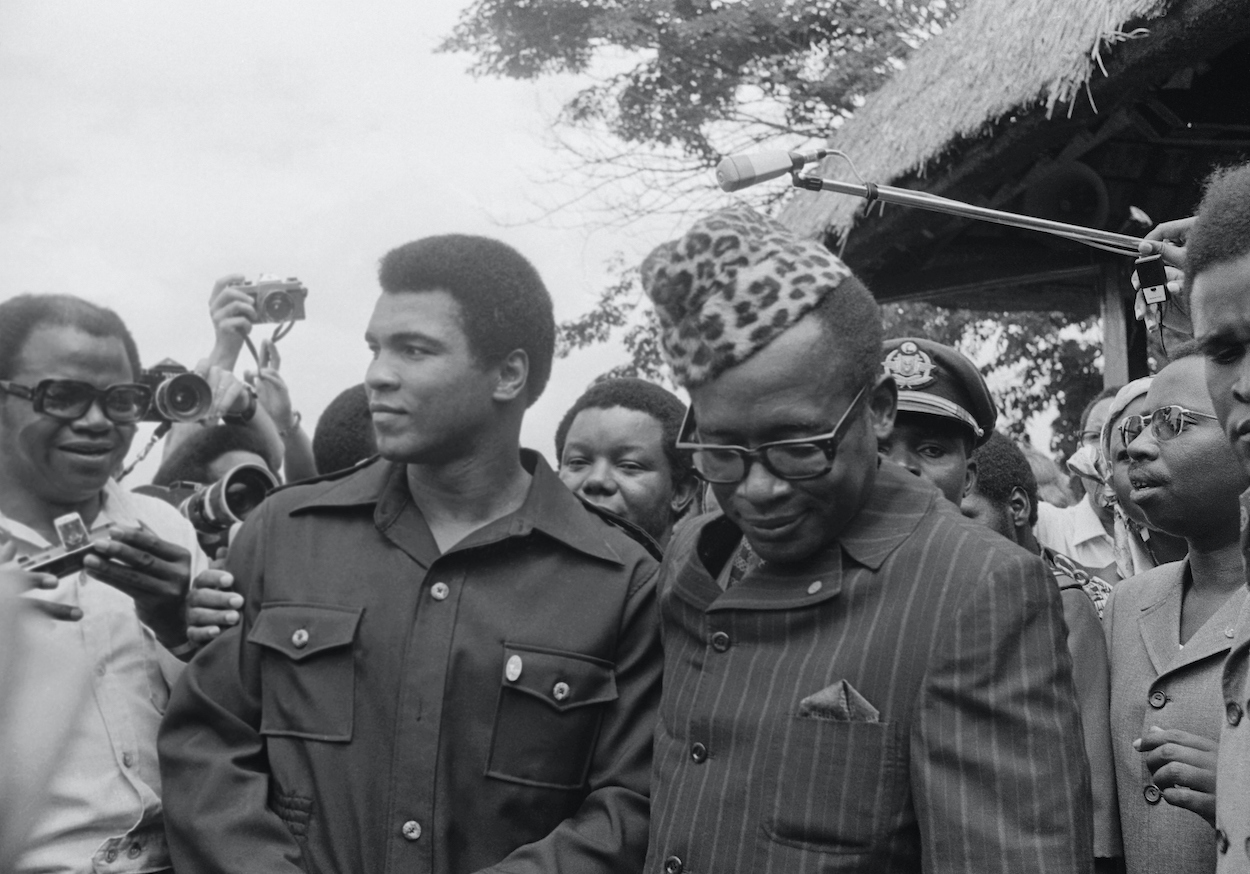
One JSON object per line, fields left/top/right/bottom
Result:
{"left": 0, "top": 293, "right": 213, "bottom": 874}
{"left": 639, "top": 206, "right": 1092, "bottom": 874}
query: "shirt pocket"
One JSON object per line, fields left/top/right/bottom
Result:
{"left": 248, "top": 602, "right": 362, "bottom": 742}
{"left": 763, "top": 716, "right": 908, "bottom": 853}
{"left": 486, "top": 643, "right": 618, "bottom": 790}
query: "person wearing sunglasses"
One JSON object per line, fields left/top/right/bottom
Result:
{"left": 638, "top": 205, "right": 1090, "bottom": 874}
{"left": 0, "top": 293, "right": 214, "bottom": 874}
{"left": 1102, "top": 350, "right": 1248, "bottom": 874}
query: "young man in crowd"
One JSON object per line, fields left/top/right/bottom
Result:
{"left": 0, "top": 294, "right": 214, "bottom": 873}
{"left": 877, "top": 337, "right": 995, "bottom": 505}
{"left": 638, "top": 205, "right": 1091, "bottom": 873}
{"left": 555, "top": 376, "right": 698, "bottom": 549}
{"left": 158, "top": 234, "right": 663, "bottom": 874}
{"left": 961, "top": 431, "right": 1119, "bottom": 870}
{"left": 1179, "top": 161, "right": 1250, "bottom": 871}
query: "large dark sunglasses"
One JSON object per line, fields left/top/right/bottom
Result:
{"left": 0, "top": 379, "right": 152, "bottom": 424}
{"left": 1117, "top": 404, "right": 1218, "bottom": 446}
{"left": 676, "top": 386, "right": 867, "bottom": 484}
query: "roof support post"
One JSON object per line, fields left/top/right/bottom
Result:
{"left": 1101, "top": 265, "right": 1130, "bottom": 388}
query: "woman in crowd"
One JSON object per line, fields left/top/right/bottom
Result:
{"left": 1099, "top": 378, "right": 1187, "bottom": 579}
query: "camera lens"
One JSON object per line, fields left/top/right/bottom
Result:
{"left": 262, "top": 290, "right": 294, "bottom": 322}
{"left": 154, "top": 372, "right": 213, "bottom": 422}
{"left": 181, "top": 463, "right": 278, "bottom": 533}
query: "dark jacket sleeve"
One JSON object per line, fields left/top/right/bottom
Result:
{"left": 158, "top": 502, "right": 306, "bottom": 874}
{"left": 913, "top": 550, "right": 1094, "bottom": 874}
{"left": 476, "top": 564, "right": 663, "bottom": 874}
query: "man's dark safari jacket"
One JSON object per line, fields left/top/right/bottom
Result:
{"left": 158, "top": 451, "right": 662, "bottom": 874}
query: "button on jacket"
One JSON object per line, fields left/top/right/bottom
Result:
{"left": 1104, "top": 559, "right": 1245, "bottom": 874}
{"left": 645, "top": 461, "right": 1093, "bottom": 874}
{"left": 1218, "top": 593, "right": 1250, "bottom": 874}
{"left": 158, "top": 452, "right": 662, "bottom": 874}
{"left": 1215, "top": 490, "right": 1250, "bottom": 874}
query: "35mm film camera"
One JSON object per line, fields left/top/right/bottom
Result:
{"left": 234, "top": 277, "right": 308, "bottom": 323}
{"left": 139, "top": 360, "right": 213, "bottom": 424}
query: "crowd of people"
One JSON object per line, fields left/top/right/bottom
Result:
{"left": 2, "top": 158, "right": 1250, "bottom": 874}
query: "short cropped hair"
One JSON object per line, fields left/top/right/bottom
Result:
{"left": 811, "top": 274, "right": 884, "bottom": 391}
{"left": 312, "top": 383, "right": 376, "bottom": 475}
{"left": 554, "top": 377, "right": 694, "bottom": 482}
{"left": 1187, "top": 162, "right": 1250, "bottom": 287}
{"left": 0, "top": 294, "right": 141, "bottom": 381}
{"left": 972, "top": 431, "right": 1040, "bottom": 526}
{"left": 153, "top": 425, "right": 279, "bottom": 487}
{"left": 377, "top": 235, "right": 556, "bottom": 406}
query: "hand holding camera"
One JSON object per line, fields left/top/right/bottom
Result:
{"left": 246, "top": 339, "right": 296, "bottom": 433}
{"left": 1, "top": 536, "right": 83, "bottom": 622}
{"left": 207, "top": 274, "right": 309, "bottom": 372}
{"left": 82, "top": 526, "right": 193, "bottom": 649}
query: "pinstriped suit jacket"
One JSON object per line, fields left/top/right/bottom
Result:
{"left": 1104, "top": 560, "right": 1245, "bottom": 874}
{"left": 644, "top": 461, "right": 1093, "bottom": 874}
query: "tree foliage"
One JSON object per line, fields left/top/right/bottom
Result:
{"left": 446, "top": 0, "right": 1107, "bottom": 459}
{"left": 442, "top": 0, "right": 958, "bottom": 168}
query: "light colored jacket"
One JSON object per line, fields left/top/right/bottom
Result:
{"left": 1105, "top": 560, "right": 1245, "bottom": 874}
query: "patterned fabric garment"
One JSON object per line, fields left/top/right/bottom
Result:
{"left": 1043, "top": 546, "right": 1115, "bottom": 618}
{"left": 646, "top": 461, "right": 1093, "bottom": 874}
{"left": 639, "top": 204, "right": 860, "bottom": 388}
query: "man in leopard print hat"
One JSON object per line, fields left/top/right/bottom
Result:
{"left": 638, "top": 204, "right": 1093, "bottom": 873}
{"left": 640, "top": 205, "right": 866, "bottom": 388}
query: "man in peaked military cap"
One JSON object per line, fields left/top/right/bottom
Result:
{"left": 879, "top": 337, "right": 996, "bottom": 505}
{"left": 639, "top": 205, "right": 1092, "bottom": 874}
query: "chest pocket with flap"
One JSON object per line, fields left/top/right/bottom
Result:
{"left": 249, "top": 602, "right": 362, "bottom": 742}
{"left": 487, "top": 643, "right": 619, "bottom": 790}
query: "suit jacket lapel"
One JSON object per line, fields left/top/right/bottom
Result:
{"left": 1137, "top": 563, "right": 1184, "bottom": 676}
{"left": 1169, "top": 587, "right": 1247, "bottom": 673}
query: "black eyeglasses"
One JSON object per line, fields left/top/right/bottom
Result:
{"left": 676, "top": 386, "right": 867, "bottom": 484}
{"left": 0, "top": 379, "right": 152, "bottom": 424}
{"left": 1118, "top": 404, "right": 1218, "bottom": 446}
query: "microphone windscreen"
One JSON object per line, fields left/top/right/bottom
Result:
{"left": 715, "top": 152, "right": 798, "bottom": 193}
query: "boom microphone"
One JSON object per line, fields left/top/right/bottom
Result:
{"left": 716, "top": 150, "right": 829, "bottom": 193}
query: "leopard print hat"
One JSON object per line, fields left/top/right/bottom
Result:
{"left": 640, "top": 205, "right": 856, "bottom": 388}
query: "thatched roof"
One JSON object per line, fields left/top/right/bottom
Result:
{"left": 778, "top": 0, "right": 1246, "bottom": 241}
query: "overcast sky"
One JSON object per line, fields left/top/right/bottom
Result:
{"left": 0, "top": 1, "right": 695, "bottom": 478}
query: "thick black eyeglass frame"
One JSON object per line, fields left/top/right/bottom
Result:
{"left": 676, "top": 385, "right": 868, "bottom": 484}
{"left": 1117, "top": 404, "right": 1218, "bottom": 446}
{"left": 0, "top": 378, "right": 153, "bottom": 424}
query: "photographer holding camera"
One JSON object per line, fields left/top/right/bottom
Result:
{"left": 202, "top": 273, "right": 317, "bottom": 482}
{"left": 0, "top": 293, "right": 230, "bottom": 873}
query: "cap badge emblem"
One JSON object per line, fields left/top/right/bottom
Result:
{"left": 884, "top": 341, "right": 936, "bottom": 389}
